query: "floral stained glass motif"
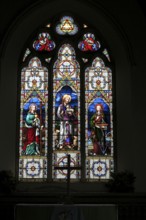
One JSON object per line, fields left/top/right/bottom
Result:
{"left": 78, "top": 33, "right": 100, "bottom": 52}
{"left": 23, "top": 48, "right": 31, "bottom": 62}
{"left": 56, "top": 16, "right": 78, "bottom": 35}
{"left": 19, "top": 158, "right": 47, "bottom": 179}
{"left": 103, "top": 49, "right": 111, "bottom": 62}
{"left": 19, "top": 57, "right": 48, "bottom": 181}
{"left": 83, "top": 24, "right": 88, "bottom": 28}
{"left": 85, "top": 57, "right": 114, "bottom": 180}
{"left": 33, "top": 33, "right": 55, "bottom": 52}
{"left": 86, "top": 158, "right": 113, "bottom": 179}
{"left": 82, "top": 58, "right": 88, "bottom": 63}
{"left": 52, "top": 44, "right": 80, "bottom": 180}
{"left": 46, "top": 24, "right": 51, "bottom": 28}
{"left": 45, "top": 58, "right": 51, "bottom": 63}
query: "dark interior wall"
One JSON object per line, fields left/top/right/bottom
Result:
{"left": 0, "top": 0, "right": 146, "bottom": 192}
{"left": 15, "top": 205, "right": 117, "bottom": 220}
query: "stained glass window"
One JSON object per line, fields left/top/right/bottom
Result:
{"left": 85, "top": 57, "right": 114, "bottom": 180}
{"left": 52, "top": 44, "right": 81, "bottom": 180}
{"left": 19, "top": 57, "right": 48, "bottom": 181}
{"left": 18, "top": 15, "right": 114, "bottom": 182}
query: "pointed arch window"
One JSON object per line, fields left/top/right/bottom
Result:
{"left": 18, "top": 15, "right": 115, "bottom": 182}
{"left": 85, "top": 57, "right": 113, "bottom": 180}
{"left": 19, "top": 57, "right": 48, "bottom": 180}
{"left": 52, "top": 44, "right": 81, "bottom": 180}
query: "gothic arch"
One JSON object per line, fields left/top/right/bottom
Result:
{"left": 0, "top": 0, "right": 132, "bottom": 192}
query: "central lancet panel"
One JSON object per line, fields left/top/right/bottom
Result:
{"left": 52, "top": 44, "right": 81, "bottom": 180}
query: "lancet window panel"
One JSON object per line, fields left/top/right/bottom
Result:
{"left": 19, "top": 57, "right": 48, "bottom": 181}
{"left": 85, "top": 57, "right": 114, "bottom": 180}
{"left": 52, "top": 44, "right": 81, "bottom": 180}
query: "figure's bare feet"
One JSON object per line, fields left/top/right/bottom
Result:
{"left": 59, "top": 145, "right": 63, "bottom": 149}
{"left": 67, "top": 145, "right": 71, "bottom": 149}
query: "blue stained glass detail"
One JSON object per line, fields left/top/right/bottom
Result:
{"left": 92, "top": 160, "right": 107, "bottom": 177}
{"left": 33, "top": 33, "right": 55, "bottom": 52}
{"left": 78, "top": 33, "right": 100, "bottom": 52}
{"left": 55, "top": 86, "right": 78, "bottom": 108}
